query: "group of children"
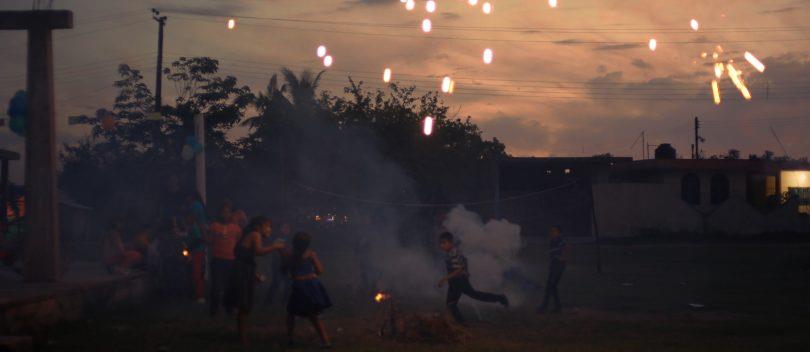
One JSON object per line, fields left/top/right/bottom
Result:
{"left": 208, "top": 204, "right": 333, "bottom": 347}
{"left": 102, "top": 198, "right": 333, "bottom": 348}
{"left": 103, "top": 195, "right": 567, "bottom": 347}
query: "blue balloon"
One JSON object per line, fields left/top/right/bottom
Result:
{"left": 7, "top": 90, "right": 26, "bottom": 137}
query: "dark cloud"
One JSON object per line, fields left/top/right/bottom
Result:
{"left": 553, "top": 39, "right": 585, "bottom": 45}
{"left": 760, "top": 6, "right": 803, "bottom": 14}
{"left": 156, "top": 1, "right": 249, "bottom": 16}
{"left": 440, "top": 12, "right": 461, "bottom": 20}
{"left": 631, "top": 59, "right": 654, "bottom": 70}
{"left": 593, "top": 43, "right": 643, "bottom": 51}
{"left": 478, "top": 114, "right": 550, "bottom": 152}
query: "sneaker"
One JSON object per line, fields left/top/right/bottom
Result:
{"left": 499, "top": 295, "right": 510, "bottom": 308}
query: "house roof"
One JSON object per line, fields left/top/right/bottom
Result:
{"left": 0, "top": 149, "right": 20, "bottom": 161}
{"left": 611, "top": 158, "right": 810, "bottom": 173}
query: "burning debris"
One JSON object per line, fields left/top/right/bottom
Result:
{"left": 371, "top": 291, "right": 471, "bottom": 344}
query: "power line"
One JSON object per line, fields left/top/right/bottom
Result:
{"left": 293, "top": 181, "right": 577, "bottom": 208}
{"left": 171, "top": 17, "right": 810, "bottom": 45}
{"left": 167, "top": 12, "right": 810, "bottom": 34}
{"left": 172, "top": 52, "right": 810, "bottom": 89}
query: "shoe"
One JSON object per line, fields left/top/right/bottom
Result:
{"left": 499, "top": 295, "right": 510, "bottom": 308}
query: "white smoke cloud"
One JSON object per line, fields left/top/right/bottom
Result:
{"left": 442, "top": 205, "right": 529, "bottom": 306}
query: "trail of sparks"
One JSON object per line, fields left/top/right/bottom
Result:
{"left": 726, "top": 63, "right": 752, "bottom": 100}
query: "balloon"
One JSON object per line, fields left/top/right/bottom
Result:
{"left": 7, "top": 90, "right": 26, "bottom": 137}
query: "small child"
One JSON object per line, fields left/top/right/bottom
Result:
{"left": 284, "top": 232, "right": 332, "bottom": 348}
{"left": 265, "top": 222, "right": 292, "bottom": 305}
{"left": 437, "top": 231, "right": 509, "bottom": 324}
{"left": 185, "top": 213, "right": 207, "bottom": 303}
{"left": 102, "top": 221, "right": 143, "bottom": 274}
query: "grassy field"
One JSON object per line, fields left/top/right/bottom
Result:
{"left": 39, "top": 241, "right": 810, "bottom": 351}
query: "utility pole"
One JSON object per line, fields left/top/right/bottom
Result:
{"left": 194, "top": 114, "right": 207, "bottom": 204}
{"left": 694, "top": 117, "right": 701, "bottom": 160}
{"left": 641, "top": 131, "right": 646, "bottom": 159}
{"left": 1, "top": 10, "right": 73, "bottom": 282}
{"left": 152, "top": 9, "right": 166, "bottom": 112}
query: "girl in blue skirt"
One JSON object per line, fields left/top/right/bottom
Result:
{"left": 284, "top": 232, "right": 332, "bottom": 348}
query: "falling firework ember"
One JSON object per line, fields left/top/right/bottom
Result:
{"left": 405, "top": 0, "right": 415, "bottom": 11}
{"left": 323, "top": 55, "right": 333, "bottom": 67}
{"left": 648, "top": 38, "right": 657, "bottom": 51}
{"left": 482, "top": 2, "right": 493, "bottom": 14}
{"left": 690, "top": 19, "right": 699, "bottom": 31}
{"left": 316, "top": 45, "right": 327, "bottom": 58}
{"left": 549, "top": 0, "right": 558, "bottom": 8}
{"left": 711, "top": 80, "right": 721, "bottom": 105}
{"left": 226, "top": 18, "right": 236, "bottom": 29}
{"left": 426, "top": 0, "right": 436, "bottom": 13}
{"left": 468, "top": 0, "right": 479, "bottom": 6}
{"left": 421, "top": 18, "right": 432, "bottom": 33}
{"left": 744, "top": 52, "right": 766, "bottom": 73}
{"left": 383, "top": 68, "right": 392, "bottom": 83}
{"left": 483, "top": 48, "right": 493, "bottom": 64}
{"left": 441, "top": 76, "right": 452, "bottom": 93}
{"left": 182, "top": 249, "right": 190, "bottom": 257}
{"left": 423, "top": 116, "right": 434, "bottom": 136}
{"left": 726, "top": 63, "right": 752, "bottom": 100}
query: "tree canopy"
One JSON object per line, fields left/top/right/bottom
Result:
{"left": 60, "top": 57, "right": 505, "bottom": 224}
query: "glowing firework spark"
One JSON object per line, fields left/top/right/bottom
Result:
{"left": 690, "top": 19, "right": 699, "bottom": 31}
{"left": 549, "top": 0, "right": 558, "bottom": 8}
{"left": 483, "top": 2, "right": 493, "bottom": 14}
{"left": 726, "top": 63, "right": 752, "bottom": 100}
{"left": 374, "top": 292, "right": 391, "bottom": 303}
{"left": 700, "top": 52, "right": 707, "bottom": 59}
{"left": 744, "top": 52, "right": 766, "bottom": 73}
{"left": 383, "top": 68, "right": 392, "bottom": 83}
{"left": 483, "top": 48, "right": 493, "bottom": 64}
{"left": 323, "top": 55, "right": 333, "bottom": 67}
{"left": 422, "top": 18, "right": 432, "bottom": 33}
{"left": 468, "top": 0, "right": 478, "bottom": 6}
{"left": 441, "top": 76, "right": 452, "bottom": 93}
{"left": 316, "top": 45, "right": 327, "bottom": 58}
{"left": 405, "top": 0, "right": 415, "bottom": 11}
{"left": 648, "top": 38, "right": 657, "bottom": 51}
{"left": 711, "top": 80, "right": 721, "bottom": 105}
{"left": 182, "top": 249, "right": 190, "bottom": 257}
{"left": 423, "top": 116, "right": 434, "bottom": 136}
{"left": 426, "top": 0, "right": 436, "bottom": 13}
{"left": 227, "top": 18, "right": 236, "bottom": 29}
{"left": 714, "top": 63, "right": 724, "bottom": 78}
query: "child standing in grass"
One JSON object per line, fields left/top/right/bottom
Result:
{"left": 284, "top": 232, "right": 332, "bottom": 348}
{"left": 208, "top": 202, "right": 241, "bottom": 316}
{"left": 438, "top": 231, "right": 509, "bottom": 324}
{"left": 537, "top": 225, "right": 568, "bottom": 313}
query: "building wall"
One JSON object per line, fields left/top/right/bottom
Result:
{"left": 593, "top": 170, "right": 809, "bottom": 237}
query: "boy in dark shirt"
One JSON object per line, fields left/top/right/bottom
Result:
{"left": 537, "top": 225, "right": 568, "bottom": 313}
{"left": 438, "top": 232, "right": 508, "bottom": 324}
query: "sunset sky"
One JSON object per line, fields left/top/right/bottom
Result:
{"left": 2, "top": 0, "right": 809, "bottom": 182}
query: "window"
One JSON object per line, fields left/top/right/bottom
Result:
{"left": 710, "top": 174, "right": 730, "bottom": 204}
{"left": 681, "top": 173, "right": 701, "bottom": 205}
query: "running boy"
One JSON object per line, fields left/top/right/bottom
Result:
{"left": 438, "top": 232, "right": 508, "bottom": 324}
